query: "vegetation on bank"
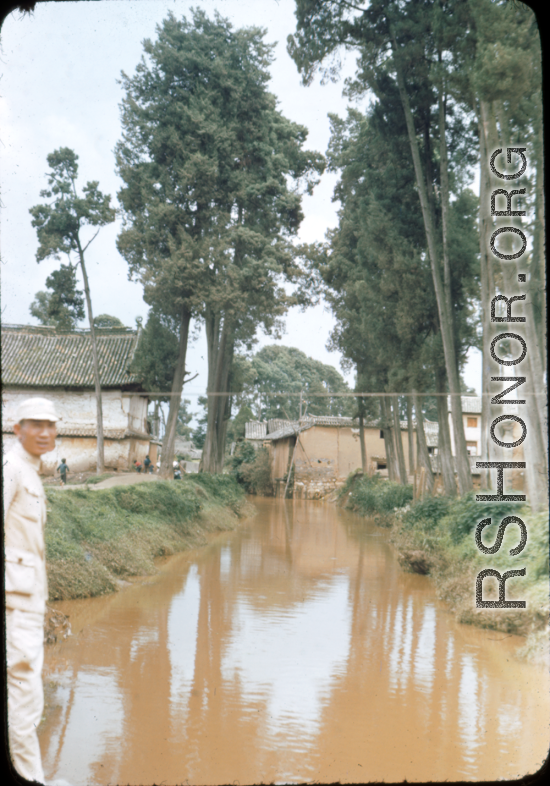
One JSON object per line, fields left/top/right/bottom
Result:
{"left": 340, "top": 473, "right": 413, "bottom": 525}
{"left": 340, "top": 474, "right": 549, "bottom": 661}
{"left": 231, "top": 443, "right": 273, "bottom": 496}
{"left": 45, "top": 476, "right": 251, "bottom": 601}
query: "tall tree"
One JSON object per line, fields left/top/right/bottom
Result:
{"left": 235, "top": 345, "right": 353, "bottom": 422}
{"left": 30, "top": 263, "right": 85, "bottom": 331}
{"left": 116, "top": 10, "right": 324, "bottom": 476}
{"left": 29, "top": 148, "right": 116, "bottom": 473}
{"left": 470, "top": 0, "right": 546, "bottom": 509}
{"left": 93, "top": 314, "right": 124, "bottom": 328}
{"left": 288, "top": 0, "right": 479, "bottom": 494}
{"left": 318, "top": 99, "right": 478, "bottom": 488}
{"left": 129, "top": 310, "right": 181, "bottom": 440}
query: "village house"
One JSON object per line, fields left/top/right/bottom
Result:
{"left": 256, "top": 414, "right": 416, "bottom": 499}
{"left": 2, "top": 323, "right": 152, "bottom": 475}
{"left": 245, "top": 396, "right": 525, "bottom": 498}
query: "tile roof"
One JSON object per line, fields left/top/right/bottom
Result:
{"left": 1, "top": 325, "right": 143, "bottom": 388}
{"left": 2, "top": 424, "right": 150, "bottom": 440}
{"left": 263, "top": 415, "right": 409, "bottom": 441}
{"left": 452, "top": 396, "right": 482, "bottom": 413}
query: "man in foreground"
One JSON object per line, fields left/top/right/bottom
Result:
{"left": 4, "top": 398, "right": 58, "bottom": 782}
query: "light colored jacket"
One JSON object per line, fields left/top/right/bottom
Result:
{"left": 3, "top": 441, "right": 48, "bottom": 613}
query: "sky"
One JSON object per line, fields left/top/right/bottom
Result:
{"left": 0, "top": 0, "right": 481, "bottom": 425}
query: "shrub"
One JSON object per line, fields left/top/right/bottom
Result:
{"left": 402, "top": 495, "right": 453, "bottom": 531}
{"left": 442, "top": 492, "right": 524, "bottom": 544}
{"left": 346, "top": 474, "right": 412, "bottom": 518}
{"left": 231, "top": 443, "right": 272, "bottom": 496}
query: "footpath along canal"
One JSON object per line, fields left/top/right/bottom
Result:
{"left": 39, "top": 498, "right": 549, "bottom": 784}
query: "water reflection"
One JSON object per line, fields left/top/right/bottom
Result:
{"left": 168, "top": 564, "right": 200, "bottom": 717}
{"left": 222, "top": 576, "right": 351, "bottom": 741}
{"left": 40, "top": 498, "right": 549, "bottom": 785}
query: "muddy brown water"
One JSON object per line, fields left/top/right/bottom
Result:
{"left": 40, "top": 499, "right": 549, "bottom": 784}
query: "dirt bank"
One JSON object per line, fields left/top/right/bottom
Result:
{"left": 45, "top": 475, "right": 253, "bottom": 602}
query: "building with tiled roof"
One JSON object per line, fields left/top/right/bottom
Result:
{"left": 2, "top": 324, "right": 152, "bottom": 475}
{"left": 246, "top": 397, "right": 501, "bottom": 498}
{"left": 247, "top": 413, "right": 415, "bottom": 499}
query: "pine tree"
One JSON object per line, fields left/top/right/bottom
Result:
{"left": 116, "top": 10, "right": 324, "bottom": 475}
{"left": 29, "top": 148, "right": 116, "bottom": 473}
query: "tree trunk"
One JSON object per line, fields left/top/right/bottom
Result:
{"left": 438, "top": 75, "right": 454, "bottom": 340}
{"left": 477, "top": 99, "right": 496, "bottom": 489}
{"left": 435, "top": 368, "right": 456, "bottom": 497}
{"left": 153, "top": 400, "right": 160, "bottom": 439}
{"left": 486, "top": 98, "right": 548, "bottom": 491}
{"left": 159, "top": 306, "right": 191, "bottom": 479}
{"left": 381, "top": 397, "right": 397, "bottom": 482}
{"left": 412, "top": 390, "right": 435, "bottom": 493}
{"left": 357, "top": 396, "right": 367, "bottom": 473}
{"left": 392, "top": 395, "right": 408, "bottom": 485}
{"left": 202, "top": 313, "right": 234, "bottom": 474}
{"left": 390, "top": 22, "right": 473, "bottom": 495}
{"left": 406, "top": 395, "right": 415, "bottom": 476}
{"left": 518, "top": 369, "right": 548, "bottom": 512}
{"left": 76, "top": 243, "right": 104, "bottom": 474}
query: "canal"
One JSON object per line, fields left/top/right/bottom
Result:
{"left": 40, "top": 498, "right": 549, "bottom": 784}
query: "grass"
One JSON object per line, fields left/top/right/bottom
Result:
{"left": 45, "top": 475, "right": 252, "bottom": 600}
{"left": 84, "top": 472, "right": 118, "bottom": 485}
{"left": 392, "top": 494, "right": 549, "bottom": 661}
{"left": 339, "top": 473, "right": 549, "bottom": 662}
{"left": 339, "top": 473, "right": 413, "bottom": 525}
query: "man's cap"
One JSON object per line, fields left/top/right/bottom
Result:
{"left": 15, "top": 397, "right": 59, "bottom": 423}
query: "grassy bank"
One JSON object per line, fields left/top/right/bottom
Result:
{"left": 45, "top": 475, "right": 252, "bottom": 601}
{"left": 340, "top": 474, "right": 549, "bottom": 662}
{"left": 340, "top": 472, "right": 413, "bottom": 524}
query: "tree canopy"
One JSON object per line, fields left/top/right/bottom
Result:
{"left": 30, "top": 263, "right": 85, "bottom": 330}
{"left": 233, "top": 345, "right": 353, "bottom": 422}
{"left": 29, "top": 147, "right": 116, "bottom": 473}
{"left": 116, "top": 9, "right": 324, "bottom": 473}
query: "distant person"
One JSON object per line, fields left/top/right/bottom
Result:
{"left": 133, "top": 459, "right": 142, "bottom": 473}
{"left": 143, "top": 455, "right": 151, "bottom": 474}
{"left": 4, "top": 397, "right": 58, "bottom": 782}
{"left": 56, "top": 458, "right": 69, "bottom": 486}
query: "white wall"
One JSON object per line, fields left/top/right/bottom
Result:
{"left": 2, "top": 387, "right": 150, "bottom": 474}
{"left": 2, "top": 388, "right": 148, "bottom": 433}
{"left": 2, "top": 432, "right": 150, "bottom": 475}
{"left": 123, "top": 394, "right": 149, "bottom": 433}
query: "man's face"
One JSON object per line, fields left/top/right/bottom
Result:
{"left": 14, "top": 420, "right": 57, "bottom": 457}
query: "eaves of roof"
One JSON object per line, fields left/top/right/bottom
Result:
{"left": 1, "top": 326, "right": 143, "bottom": 388}
{"left": 2, "top": 424, "right": 150, "bottom": 440}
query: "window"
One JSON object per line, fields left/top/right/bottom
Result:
{"left": 376, "top": 461, "right": 387, "bottom": 470}
{"left": 466, "top": 441, "right": 478, "bottom": 456}
{"left": 379, "top": 430, "right": 384, "bottom": 439}
{"left": 467, "top": 416, "right": 478, "bottom": 428}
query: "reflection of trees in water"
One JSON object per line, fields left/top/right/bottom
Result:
{"left": 41, "top": 500, "right": 547, "bottom": 784}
